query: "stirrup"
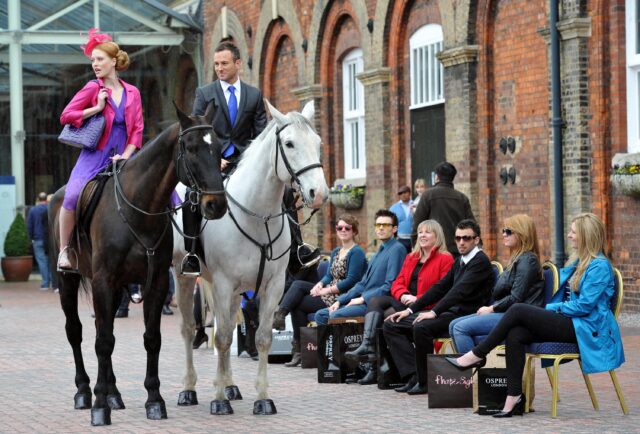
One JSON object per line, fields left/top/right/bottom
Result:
{"left": 297, "top": 243, "right": 321, "bottom": 269}
{"left": 180, "top": 253, "right": 201, "bottom": 276}
{"left": 57, "top": 246, "right": 79, "bottom": 273}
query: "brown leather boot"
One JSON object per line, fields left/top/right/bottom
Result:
{"left": 284, "top": 340, "right": 301, "bottom": 367}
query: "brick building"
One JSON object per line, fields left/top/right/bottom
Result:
{"left": 190, "top": 0, "right": 638, "bottom": 310}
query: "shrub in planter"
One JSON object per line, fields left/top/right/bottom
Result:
{"left": 4, "top": 214, "right": 31, "bottom": 257}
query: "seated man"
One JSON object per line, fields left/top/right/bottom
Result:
{"left": 315, "top": 209, "right": 406, "bottom": 324}
{"left": 383, "top": 219, "right": 494, "bottom": 395}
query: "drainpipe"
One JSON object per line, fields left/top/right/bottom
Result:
{"left": 550, "top": 0, "right": 565, "bottom": 265}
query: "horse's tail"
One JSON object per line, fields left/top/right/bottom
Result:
{"left": 79, "top": 277, "right": 92, "bottom": 295}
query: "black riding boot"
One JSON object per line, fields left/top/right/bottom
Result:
{"left": 181, "top": 202, "right": 202, "bottom": 275}
{"left": 273, "top": 307, "right": 288, "bottom": 331}
{"left": 358, "top": 363, "right": 378, "bottom": 385}
{"left": 284, "top": 340, "right": 301, "bottom": 367}
{"left": 345, "top": 311, "right": 382, "bottom": 362}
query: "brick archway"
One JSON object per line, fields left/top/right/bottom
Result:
{"left": 260, "top": 20, "right": 299, "bottom": 113}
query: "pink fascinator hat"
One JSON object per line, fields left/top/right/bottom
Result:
{"left": 81, "top": 28, "right": 113, "bottom": 57}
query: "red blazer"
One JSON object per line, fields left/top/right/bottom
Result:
{"left": 60, "top": 78, "right": 144, "bottom": 151}
{"left": 390, "top": 248, "right": 453, "bottom": 310}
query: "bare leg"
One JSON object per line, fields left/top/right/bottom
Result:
{"left": 58, "top": 207, "right": 76, "bottom": 267}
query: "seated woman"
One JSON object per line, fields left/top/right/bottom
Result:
{"left": 448, "top": 214, "right": 545, "bottom": 353}
{"left": 344, "top": 219, "right": 453, "bottom": 384}
{"left": 272, "top": 214, "right": 367, "bottom": 367}
{"left": 448, "top": 213, "right": 625, "bottom": 417}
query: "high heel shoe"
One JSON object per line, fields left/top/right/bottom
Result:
{"left": 445, "top": 356, "right": 486, "bottom": 375}
{"left": 493, "top": 395, "right": 526, "bottom": 418}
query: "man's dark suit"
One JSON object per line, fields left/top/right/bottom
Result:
{"left": 192, "top": 80, "right": 267, "bottom": 161}
{"left": 383, "top": 250, "right": 494, "bottom": 387}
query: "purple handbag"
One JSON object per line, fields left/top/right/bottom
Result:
{"left": 58, "top": 114, "right": 105, "bottom": 151}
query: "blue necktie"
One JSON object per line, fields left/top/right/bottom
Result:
{"left": 224, "top": 85, "right": 238, "bottom": 158}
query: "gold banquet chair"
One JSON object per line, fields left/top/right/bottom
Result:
{"left": 435, "top": 260, "right": 504, "bottom": 354}
{"left": 523, "top": 265, "right": 629, "bottom": 417}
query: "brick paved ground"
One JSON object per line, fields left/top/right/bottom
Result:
{"left": 0, "top": 279, "right": 638, "bottom": 433}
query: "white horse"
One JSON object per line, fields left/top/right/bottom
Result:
{"left": 171, "top": 100, "right": 328, "bottom": 415}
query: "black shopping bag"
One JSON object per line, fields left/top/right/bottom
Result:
{"left": 300, "top": 326, "right": 318, "bottom": 369}
{"left": 317, "top": 321, "right": 364, "bottom": 383}
{"left": 477, "top": 368, "right": 508, "bottom": 415}
{"left": 376, "top": 328, "right": 404, "bottom": 390}
{"left": 427, "top": 353, "right": 473, "bottom": 408}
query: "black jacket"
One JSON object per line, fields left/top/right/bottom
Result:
{"left": 412, "top": 181, "right": 475, "bottom": 255}
{"left": 192, "top": 80, "right": 267, "bottom": 159}
{"left": 408, "top": 250, "right": 494, "bottom": 316}
{"left": 491, "top": 251, "right": 545, "bottom": 312}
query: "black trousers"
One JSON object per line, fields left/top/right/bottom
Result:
{"left": 472, "top": 303, "right": 577, "bottom": 395}
{"left": 382, "top": 311, "right": 459, "bottom": 385}
{"left": 367, "top": 295, "right": 405, "bottom": 317}
{"left": 280, "top": 280, "right": 326, "bottom": 341}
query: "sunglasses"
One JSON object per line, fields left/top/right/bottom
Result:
{"left": 374, "top": 223, "right": 393, "bottom": 229}
{"left": 454, "top": 235, "right": 476, "bottom": 242}
{"left": 502, "top": 228, "right": 514, "bottom": 236}
{"left": 335, "top": 224, "right": 353, "bottom": 232}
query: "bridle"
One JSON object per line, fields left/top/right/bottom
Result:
{"left": 112, "top": 122, "right": 224, "bottom": 302}
{"left": 225, "top": 122, "right": 324, "bottom": 298}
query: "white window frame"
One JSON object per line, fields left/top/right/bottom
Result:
{"left": 627, "top": 0, "right": 640, "bottom": 152}
{"left": 342, "top": 48, "right": 366, "bottom": 179}
{"left": 409, "top": 24, "right": 445, "bottom": 109}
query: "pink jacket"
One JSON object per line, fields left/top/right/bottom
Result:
{"left": 60, "top": 78, "right": 144, "bottom": 151}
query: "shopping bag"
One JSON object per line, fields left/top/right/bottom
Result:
{"left": 477, "top": 368, "right": 508, "bottom": 415}
{"left": 317, "top": 320, "right": 364, "bottom": 383}
{"left": 300, "top": 326, "right": 318, "bottom": 369}
{"left": 376, "top": 328, "right": 404, "bottom": 389}
{"left": 427, "top": 353, "right": 473, "bottom": 408}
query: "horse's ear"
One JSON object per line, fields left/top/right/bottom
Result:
{"left": 300, "top": 100, "right": 315, "bottom": 121}
{"left": 264, "top": 98, "right": 287, "bottom": 127}
{"left": 203, "top": 101, "right": 215, "bottom": 125}
{"left": 173, "top": 101, "right": 192, "bottom": 128}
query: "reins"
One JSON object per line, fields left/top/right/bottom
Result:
{"left": 225, "top": 123, "right": 323, "bottom": 299}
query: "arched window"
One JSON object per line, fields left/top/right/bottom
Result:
{"left": 342, "top": 48, "right": 366, "bottom": 179}
{"left": 409, "top": 24, "right": 444, "bottom": 108}
{"left": 627, "top": 0, "right": 640, "bottom": 152}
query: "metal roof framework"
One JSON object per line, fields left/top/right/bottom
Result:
{"left": 0, "top": 0, "right": 199, "bottom": 207}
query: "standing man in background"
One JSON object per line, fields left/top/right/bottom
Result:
{"left": 28, "top": 192, "right": 51, "bottom": 291}
{"left": 390, "top": 185, "right": 414, "bottom": 253}
{"left": 182, "top": 40, "right": 267, "bottom": 275}
{"left": 412, "top": 162, "right": 475, "bottom": 256}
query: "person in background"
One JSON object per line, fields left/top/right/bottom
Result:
{"left": 390, "top": 185, "right": 414, "bottom": 253}
{"left": 28, "top": 192, "right": 51, "bottom": 291}
{"left": 448, "top": 214, "right": 545, "bottom": 353}
{"left": 412, "top": 178, "right": 427, "bottom": 209}
{"left": 447, "top": 213, "right": 625, "bottom": 418}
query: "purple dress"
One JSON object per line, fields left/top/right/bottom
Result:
{"left": 62, "top": 92, "right": 128, "bottom": 211}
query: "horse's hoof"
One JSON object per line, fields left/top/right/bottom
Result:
{"left": 145, "top": 401, "right": 168, "bottom": 420}
{"left": 210, "top": 399, "right": 234, "bottom": 415}
{"left": 74, "top": 392, "right": 92, "bottom": 410}
{"left": 178, "top": 390, "right": 198, "bottom": 406}
{"left": 253, "top": 399, "right": 277, "bottom": 415}
{"left": 91, "top": 407, "right": 111, "bottom": 426}
{"left": 225, "top": 385, "right": 243, "bottom": 400}
{"left": 107, "top": 394, "right": 125, "bottom": 410}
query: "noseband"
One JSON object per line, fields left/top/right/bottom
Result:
{"left": 177, "top": 124, "right": 226, "bottom": 206}
{"left": 274, "top": 123, "right": 323, "bottom": 196}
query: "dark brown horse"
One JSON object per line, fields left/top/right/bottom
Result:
{"left": 48, "top": 106, "right": 227, "bottom": 426}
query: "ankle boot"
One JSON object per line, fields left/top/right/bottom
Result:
{"left": 284, "top": 340, "right": 301, "bottom": 367}
{"left": 345, "top": 311, "right": 382, "bottom": 362}
{"left": 357, "top": 364, "right": 378, "bottom": 385}
{"left": 273, "top": 307, "right": 288, "bottom": 331}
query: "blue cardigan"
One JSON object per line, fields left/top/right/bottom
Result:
{"left": 546, "top": 255, "right": 625, "bottom": 374}
{"left": 338, "top": 237, "right": 407, "bottom": 305}
{"left": 319, "top": 245, "right": 367, "bottom": 293}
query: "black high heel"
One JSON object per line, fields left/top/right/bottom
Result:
{"left": 445, "top": 356, "right": 486, "bottom": 375}
{"left": 493, "top": 395, "right": 526, "bottom": 418}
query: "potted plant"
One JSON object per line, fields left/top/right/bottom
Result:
{"left": 1, "top": 213, "right": 33, "bottom": 282}
{"left": 329, "top": 184, "right": 365, "bottom": 210}
{"left": 611, "top": 153, "right": 640, "bottom": 198}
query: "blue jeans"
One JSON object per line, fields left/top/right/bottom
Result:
{"left": 448, "top": 312, "right": 505, "bottom": 353}
{"left": 32, "top": 239, "right": 50, "bottom": 288}
{"left": 315, "top": 304, "right": 368, "bottom": 325}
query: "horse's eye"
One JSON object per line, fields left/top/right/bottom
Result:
{"left": 285, "top": 141, "right": 294, "bottom": 149}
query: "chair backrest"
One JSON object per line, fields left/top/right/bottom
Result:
{"left": 542, "top": 261, "right": 560, "bottom": 304}
{"left": 612, "top": 267, "right": 624, "bottom": 319}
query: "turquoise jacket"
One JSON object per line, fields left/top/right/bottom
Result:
{"left": 546, "top": 255, "right": 625, "bottom": 374}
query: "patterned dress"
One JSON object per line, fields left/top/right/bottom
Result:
{"left": 321, "top": 254, "right": 348, "bottom": 306}
{"left": 62, "top": 92, "right": 128, "bottom": 210}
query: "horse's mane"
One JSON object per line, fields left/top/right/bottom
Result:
{"left": 132, "top": 122, "right": 180, "bottom": 160}
{"left": 235, "top": 112, "right": 315, "bottom": 171}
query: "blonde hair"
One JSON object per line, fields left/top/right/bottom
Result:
{"left": 414, "top": 178, "right": 426, "bottom": 190}
{"left": 567, "top": 213, "right": 607, "bottom": 292}
{"left": 412, "top": 219, "right": 449, "bottom": 256}
{"left": 95, "top": 41, "right": 130, "bottom": 71}
{"left": 503, "top": 214, "right": 540, "bottom": 270}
